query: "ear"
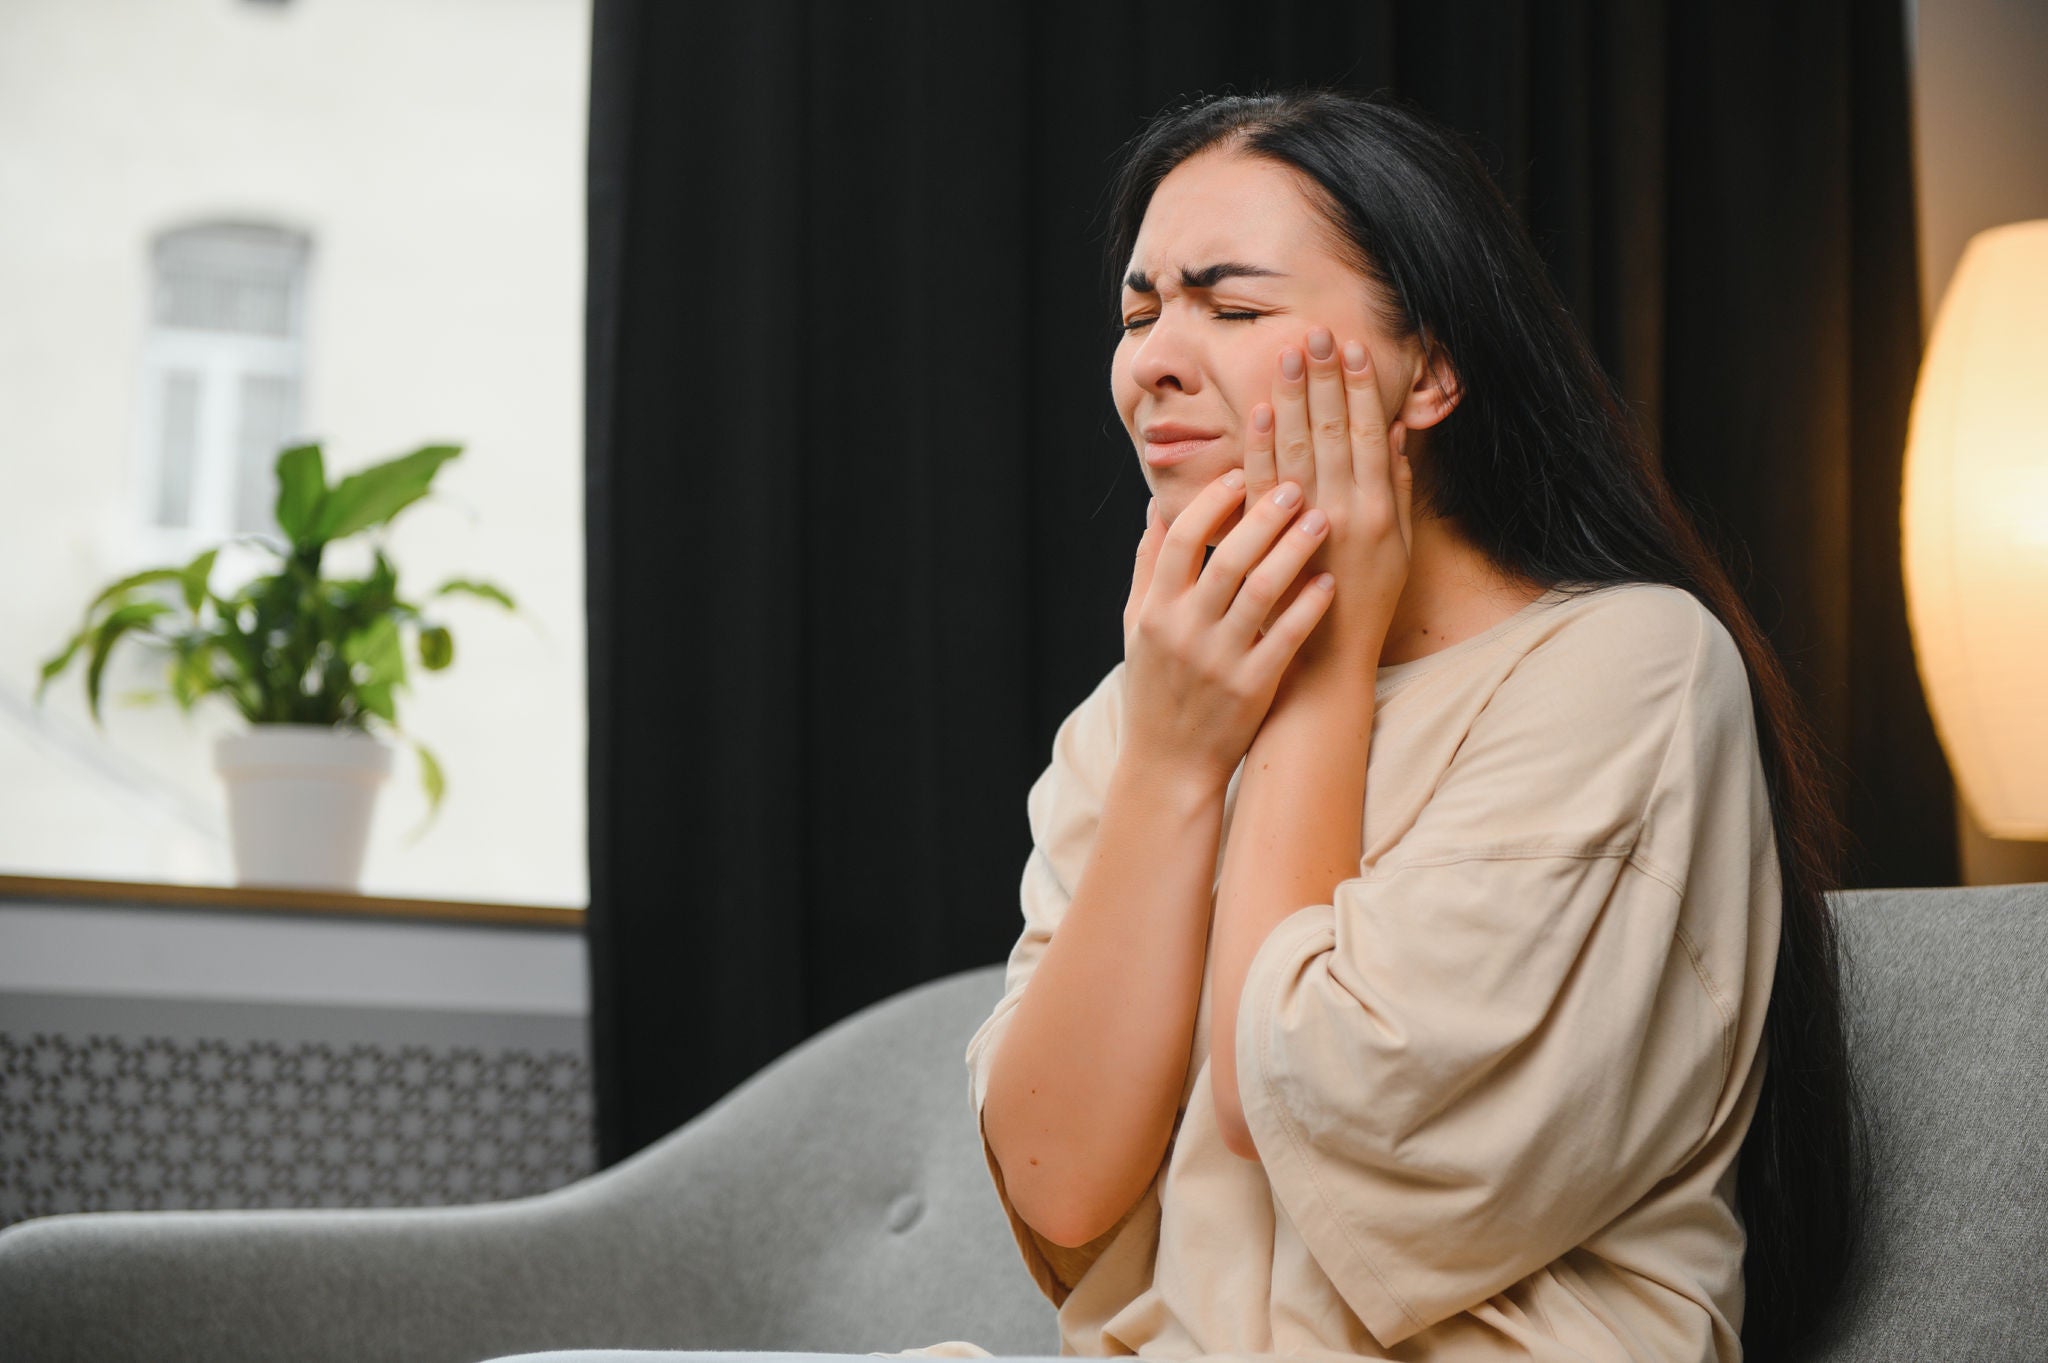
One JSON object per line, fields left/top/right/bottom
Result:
{"left": 1395, "top": 341, "right": 1461, "bottom": 432}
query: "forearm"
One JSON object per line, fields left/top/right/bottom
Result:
{"left": 983, "top": 756, "right": 1227, "bottom": 1248}
{"left": 1209, "top": 672, "right": 1375, "bottom": 1160}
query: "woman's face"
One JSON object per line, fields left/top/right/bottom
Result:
{"left": 1111, "top": 147, "right": 1430, "bottom": 544}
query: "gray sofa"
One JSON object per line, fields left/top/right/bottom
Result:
{"left": 1, "top": 883, "right": 2044, "bottom": 1363}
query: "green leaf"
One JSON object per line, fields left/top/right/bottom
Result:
{"left": 401, "top": 738, "right": 446, "bottom": 846}
{"left": 356, "top": 680, "right": 396, "bottom": 722}
{"left": 187, "top": 622, "right": 262, "bottom": 721}
{"left": 432, "top": 578, "right": 516, "bottom": 611}
{"left": 208, "top": 619, "right": 262, "bottom": 691}
{"left": 364, "top": 549, "right": 398, "bottom": 611}
{"left": 171, "top": 645, "right": 204, "bottom": 708}
{"left": 274, "top": 444, "right": 327, "bottom": 546}
{"left": 35, "top": 624, "right": 93, "bottom": 702}
{"left": 308, "top": 444, "right": 462, "bottom": 544}
{"left": 417, "top": 740, "right": 444, "bottom": 812}
{"left": 84, "top": 600, "right": 177, "bottom": 725}
{"left": 341, "top": 613, "right": 406, "bottom": 689}
{"left": 118, "top": 689, "right": 163, "bottom": 707}
{"left": 80, "top": 567, "right": 183, "bottom": 624}
{"left": 180, "top": 547, "right": 218, "bottom": 614}
{"left": 417, "top": 624, "right": 453, "bottom": 670}
{"left": 169, "top": 638, "right": 233, "bottom": 711}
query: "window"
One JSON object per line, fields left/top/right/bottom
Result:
{"left": 138, "top": 223, "right": 312, "bottom": 539}
{"left": 0, "top": 0, "right": 590, "bottom": 909}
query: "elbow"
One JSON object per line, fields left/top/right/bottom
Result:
{"left": 991, "top": 1139, "right": 1117, "bottom": 1250}
{"left": 1003, "top": 1165, "right": 1088, "bottom": 1248}
{"left": 1012, "top": 1177, "right": 1113, "bottom": 1249}
{"left": 1011, "top": 1150, "right": 1164, "bottom": 1248}
{"left": 1035, "top": 1203, "right": 1106, "bottom": 1251}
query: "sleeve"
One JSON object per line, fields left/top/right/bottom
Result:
{"left": 1235, "top": 590, "right": 1750, "bottom": 1347}
{"left": 964, "top": 660, "right": 1150, "bottom": 1307}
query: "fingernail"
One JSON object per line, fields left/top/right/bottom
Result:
{"left": 1253, "top": 404, "right": 1273, "bottom": 433}
{"left": 1272, "top": 483, "right": 1300, "bottom": 509}
{"left": 1280, "top": 349, "right": 1303, "bottom": 380}
{"left": 1307, "top": 328, "right": 1334, "bottom": 361}
{"left": 1222, "top": 469, "right": 1245, "bottom": 489}
{"left": 1146, "top": 496, "right": 1156, "bottom": 524}
{"left": 1343, "top": 341, "right": 1368, "bottom": 371}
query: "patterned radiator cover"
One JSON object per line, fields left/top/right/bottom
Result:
{"left": 0, "top": 989, "right": 594, "bottom": 1229}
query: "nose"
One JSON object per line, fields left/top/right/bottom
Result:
{"left": 1128, "top": 309, "right": 1203, "bottom": 394}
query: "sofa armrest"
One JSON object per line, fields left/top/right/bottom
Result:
{"left": 0, "top": 1174, "right": 733, "bottom": 1363}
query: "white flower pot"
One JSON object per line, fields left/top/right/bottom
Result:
{"left": 213, "top": 723, "right": 395, "bottom": 891}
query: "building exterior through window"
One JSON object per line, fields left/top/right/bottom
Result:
{"left": 138, "top": 222, "right": 311, "bottom": 540}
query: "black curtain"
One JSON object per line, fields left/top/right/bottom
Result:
{"left": 584, "top": 0, "right": 1952, "bottom": 1166}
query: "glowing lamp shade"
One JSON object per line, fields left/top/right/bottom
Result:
{"left": 1902, "top": 219, "right": 2048, "bottom": 840}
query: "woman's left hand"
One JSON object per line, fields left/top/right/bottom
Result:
{"left": 1244, "top": 325, "right": 1415, "bottom": 689}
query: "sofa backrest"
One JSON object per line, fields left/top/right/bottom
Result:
{"left": 583, "top": 882, "right": 2047, "bottom": 1357}
{"left": 1803, "top": 882, "right": 2048, "bottom": 1360}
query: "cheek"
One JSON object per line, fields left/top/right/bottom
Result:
{"left": 1109, "top": 346, "right": 1136, "bottom": 423}
{"left": 1217, "top": 339, "right": 1273, "bottom": 413}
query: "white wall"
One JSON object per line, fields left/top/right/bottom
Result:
{"left": 0, "top": 0, "right": 590, "bottom": 907}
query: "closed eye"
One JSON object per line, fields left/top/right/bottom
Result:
{"left": 1120, "top": 310, "right": 1263, "bottom": 333}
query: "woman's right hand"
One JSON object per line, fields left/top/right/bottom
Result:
{"left": 1119, "top": 470, "right": 1336, "bottom": 788}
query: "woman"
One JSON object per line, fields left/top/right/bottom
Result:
{"left": 887, "top": 87, "right": 1864, "bottom": 1363}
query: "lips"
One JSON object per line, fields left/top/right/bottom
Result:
{"left": 1142, "top": 422, "right": 1223, "bottom": 442}
{"left": 1140, "top": 419, "right": 1226, "bottom": 469}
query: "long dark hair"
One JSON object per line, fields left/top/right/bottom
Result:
{"left": 1100, "top": 86, "right": 1867, "bottom": 1360}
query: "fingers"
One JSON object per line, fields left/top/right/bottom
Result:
{"left": 1271, "top": 343, "right": 1315, "bottom": 506}
{"left": 1188, "top": 474, "right": 1303, "bottom": 619}
{"left": 1247, "top": 554, "right": 1336, "bottom": 672}
{"left": 1199, "top": 479, "right": 1330, "bottom": 652}
{"left": 1341, "top": 338, "right": 1392, "bottom": 494}
{"left": 1123, "top": 495, "right": 1165, "bottom": 635}
{"left": 1303, "top": 327, "right": 1352, "bottom": 497}
{"left": 1148, "top": 471, "right": 1248, "bottom": 600}
{"left": 1243, "top": 401, "right": 1278, "bottom": 508}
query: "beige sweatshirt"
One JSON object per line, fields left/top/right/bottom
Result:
{"left": 877, "top": 581, "right": 1780, "bottom": 1362}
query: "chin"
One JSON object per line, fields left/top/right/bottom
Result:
{"left": 1153, "top": 466, "right": 1245, "bottom": 543}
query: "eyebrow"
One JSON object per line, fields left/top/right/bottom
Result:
{"left": 1122, "top": 261, "right": 1288, "bottom": 294}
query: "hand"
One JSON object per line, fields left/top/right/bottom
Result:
{"left": 1119, "top": 468, "right": 1341, "bottom": 789}
{"left": 1244, "top": 326, "right": 1415, "bottom": 688}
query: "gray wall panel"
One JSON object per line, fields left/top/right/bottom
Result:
{"left": 0, "top": 988, "right": 594, "bottom": 1228}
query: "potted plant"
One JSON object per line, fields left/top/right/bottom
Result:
{"left": 35, "top": 441, "right": 518, "bottom": 891}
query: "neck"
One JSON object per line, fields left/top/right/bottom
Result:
{"left": 1379, "top": 513, "right": 1539, "bottom": 666}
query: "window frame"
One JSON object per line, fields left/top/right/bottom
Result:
{"left": 130, "top": 221, "right": 315, "bottom": 562}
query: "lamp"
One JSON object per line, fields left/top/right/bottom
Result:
{"left": 1901, "top": 219, "right": 2048, "bottom": 842}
